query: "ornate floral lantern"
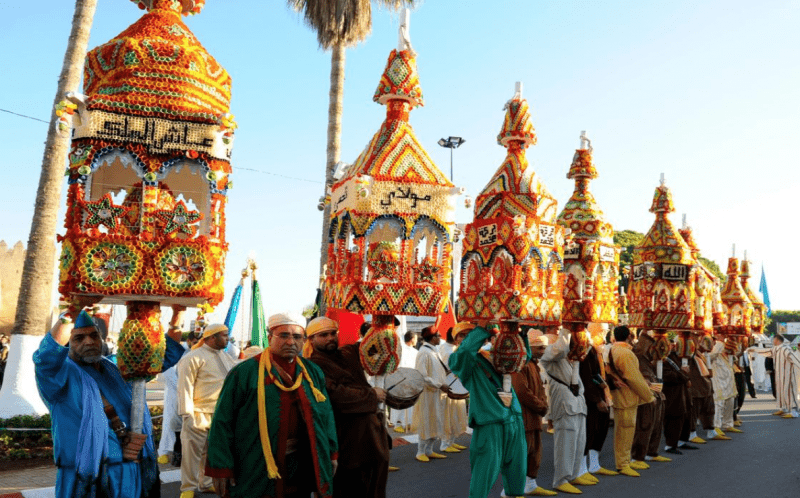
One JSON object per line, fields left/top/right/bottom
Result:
{"left": 457, "top": 83, "right": 566, "bottom": 375}
{"left": 57, "top": 0, "right": 234, "bottom": 384}
{"left": 739, "top": 254, "right": 765, "bottom": 338}
{"left": 676, "top": 217, "right": 722, "bottom": 361}
{"left": 556, "top": 132, "right": 620, "bottom": 351}
{"left": 718, "top": 249, "right": 753, "bottom": 351}
{"left": 323, "top": 13, "right": 457, "bottom": 376}
{"left": 628, "top": 177, "right": 697, "bottom": 374}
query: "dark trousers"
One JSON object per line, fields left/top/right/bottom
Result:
{"left": 744, "top": 369, "right": 756, "bottom": 398}
{"left": 692, "top": 396, "right": 714, "bottom": 431}
{"left": 526, "top": 430, "right": 542, "bottom": 478}
{"left": 584, "top": 404, "right": 610, "bottom": 454}
{"left": 734, "top": 372, "right": 746, "bottom": 419}
{"left": 333, "top": 459, "right": 389, "bottom": 498}
{"left": 632, "top": 397, "right": 664, "bottom": 461}
{"left": 664, "top": 412, "right": 690, "bottom": 448}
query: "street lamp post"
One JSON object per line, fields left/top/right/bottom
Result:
{"left": 438, "top": 136, "right": 465, "bottom": 319}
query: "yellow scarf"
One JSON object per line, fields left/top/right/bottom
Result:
{"left": 257, "top": 349, "right": 326, "bottom": 479}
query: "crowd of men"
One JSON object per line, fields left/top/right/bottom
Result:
{"left": 31, "top": 301, "right": 800, "bottom": 498}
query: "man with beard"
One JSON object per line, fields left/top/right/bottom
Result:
{"left": 206, "top": 313, "right": 338, "bottom": 498}
{"left": 631, "top": 332, "right": 672, "bottom": 466}
{"left": 34, "top": 303, "right": 186, "bottom": 498}
{"left": 511, "top": 332, "right": 557, "bottom": 496}
{"left": 306, "top": 317, "right": 390, "bottom": 498}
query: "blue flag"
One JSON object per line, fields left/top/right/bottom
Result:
{"left": 759, "top": 265, "right": 771, "bottom": 317}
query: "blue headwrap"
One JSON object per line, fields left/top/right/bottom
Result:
{"left": 74, "top": 310, "right": 97, "bottom": 329}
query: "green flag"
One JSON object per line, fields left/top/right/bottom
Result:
{"left": 251, "top": 277, "right": 268, "bottom": 348}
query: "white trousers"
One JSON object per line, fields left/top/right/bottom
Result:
{"left": 714, "top": 397, "right": 734, "bottom": 430}
{"left": 552, "top": 414, "right": 586, "bottom": 488}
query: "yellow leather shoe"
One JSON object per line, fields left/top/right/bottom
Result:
{"left": 734, "top": 419, "right": 742, "bottom": 427}
{"left": 578, "top": 472, "right": 598, "bottom": 484}
{"left": 772, "top": 410, "right": 785, "bottom": 416}
{"left": 711, "top": 434, "right": 732, "bottom": 441}
{"left": 415, "top": 454, "right": 430, "bottom": 463}
{"left": 443, "top": 446, "right": 461, "bottom": 453}
{"left": 531, "top": 487, "right": 558, "bottom": 496}
{"left": 649, "top": 455, "right": 672, "bottom": 462}
{"left": 570, "top": 475, "right": 596, "bottom": 486}
{"left": 157, "top": 454, "right": 170, "bottom": 464}
{"left": 782, "top": 413, "right": 795, "bottom": 419}
{"left": 690, "top": 436, "right": 707, "bottom": 444}
{"left": 428, "top": 452, "right": 447, "bottom": 459}
{"left": 389, "top": 466, "right": 399, "bottom": 472}
{"left": 630, "top": 460, "right": 649, "bottom": 470}
{"left": 453, "top": 443, "right": 468, "bottom": 450}
{"left": 179, "top": 492, "right": 194, "bottom": 498}
{"left": 714, "top": 427, "right": 725, "bottom": 436}
{"left": 618, "top": 466, "right": 640, "bottom": 477}
{"left": 394, "top": 426, "right": 406, "bottom": 433}
{"left": 555, "top": 483, "right": 583, "bottom": 494}
{"left": 725, "top": 427, "right": 743, "bottom": 433}
{"left": 595, "top": 467, "right": 619, "bottom": 476}
{"left": 547, "top": 428, "right": 555, "bottom": 434}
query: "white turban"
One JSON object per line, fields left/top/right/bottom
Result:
{"left": 268, "top": 312, "right": 305, "bottom": 331}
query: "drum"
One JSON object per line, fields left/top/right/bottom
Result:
{"left": 384, "top": 367, "right": 425, "bottom": 410}
{"left": 446, "top": 372, "right": 469, "bottom": 400}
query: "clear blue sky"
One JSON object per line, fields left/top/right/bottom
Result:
{"left": 1, "top": 0, "right": 797, "bottom": 326}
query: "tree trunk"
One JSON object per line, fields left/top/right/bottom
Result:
{"left": 318, "top": 43, "right": 346, "bottom": 314}
{"left": 0, "top": 0, "right": 98, "bottom": 418}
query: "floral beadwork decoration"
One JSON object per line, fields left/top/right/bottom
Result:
{"left": 157, "top": 245, "right": 208, "bottom": 292}
{"left": 80, "top": 241, "right": 142, "bottom": 291}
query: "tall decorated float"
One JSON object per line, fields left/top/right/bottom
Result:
{"left": 627, "top": 177, "right": 696, "bottom": 376}
{"left": 739, "top": 254, "right": 766, "bottom": 339}
{"left": 457, "top": 83, "right": 566, "bottom": 392}
{"left": 56, "top": 0, "right": 234, "bottom": 431}
{"left": 717, "top": 248, "right": 754, "bottom": 355}
{"left": 556, "top": 133, "right": 620, "bottom": 349}
{"left": 677, "top": 216, "right": 723, "bottom": 363}
{"left": 323, "top": 12, "right": 458, "bottom": 379}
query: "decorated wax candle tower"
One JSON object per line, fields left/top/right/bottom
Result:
{"left": 457, "top": 83, "right": 565, "bottom": 387}
{"left": 56, "top": 0, "right": 234, "bottom": 419}
{"left": 739, "top": 253, "right": 766, "bottom": 338}
{"left": 628, "top": 176, "right": 697, "bottom": 376}
{"left": 718, "top": 248, "right": 753, "bottom": 350}
{"left": 324, "top": 11, "right": 457, "bottom": 376}
{"left": 676, "top": 216, "right": 722, "bottom": 363}
{"left": 556, "top": 132, "right": 620, "bottom": 350}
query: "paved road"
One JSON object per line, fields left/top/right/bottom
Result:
{"left": 160, "top": 394, "right": 800, "bottom": 497}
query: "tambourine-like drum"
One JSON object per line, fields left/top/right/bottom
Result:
{"left": 384, "top": 367, "right": 425, "bottom": 410}
{"left": 446, "top": 372, "right": 469, "bottom": 400}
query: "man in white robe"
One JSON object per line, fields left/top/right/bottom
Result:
{"left": 540, "top": 327, "right": 588, "bottom": 495}
{"left": 177, "top": 324, "right": 237, "bottom": 498}
{"left": 412, "top": 326, "right": 449, "bottom": 462}
{"left": 709, "top": 340, "right": 738, "bottom": 435}
{"left": 757, "top": 335, "right": 800, "bottom": 418}
{"left": 438, "top": 323, "right": 471, "bottom": 453}
{"left": 392, "top": 330, "right": 418, "bottom": 433}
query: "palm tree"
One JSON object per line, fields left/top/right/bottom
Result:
{"left": 0, "top": 0, "right": 99, "bottom": 418}
{"left": 287, "top": 0, "right": 413, "bottom": 297}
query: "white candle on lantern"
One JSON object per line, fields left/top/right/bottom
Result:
{"left": 657, "top": 360, "right": 663, "bottom": 380}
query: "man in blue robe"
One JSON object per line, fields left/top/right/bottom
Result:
{"left": 34, "top": 305, "right": 186, "bottom": 498}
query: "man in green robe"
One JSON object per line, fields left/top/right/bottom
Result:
{"left": 449, "top": 324, "right": 529, "bottom": 498}
{"left": 206, "top": 313, "right": 338, "bottom": 498}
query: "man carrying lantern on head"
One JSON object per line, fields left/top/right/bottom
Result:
{"left": 306, "top": 317, "right": 391, "bottom": 498}
{"left": 33, "top": 300, "right": 186, "bottom": 498}
{"left": 206, "top": 313, "right": 338, "bottom": 498}
{"left": 449, "top": 322, "right": 529, "bottom": 498}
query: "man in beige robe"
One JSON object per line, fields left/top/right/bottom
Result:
{"left": 709, "top": 340, "right": 737, "bottom": 435}
{"left": 412, "top": 326, "right": 450, "bottom": 462}
{"left": 438, "top": 323, "right": 471, "bottom": 453}
{"left": 177, "top": 324, "right": 236, "bottom": 498}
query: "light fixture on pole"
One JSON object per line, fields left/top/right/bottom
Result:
{"left": 438, "top": 136, "right": 465, "bottom": 317}
{"left": 438, "top": 136, "right": 465, "bottom": 182}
